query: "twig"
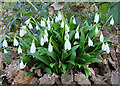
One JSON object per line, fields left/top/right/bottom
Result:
{"left": 27, "top": 0, "right": 38, "bottom": 11}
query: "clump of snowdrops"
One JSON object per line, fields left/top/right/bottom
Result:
{"left": 2, "top": 12, "right": 114, "bottom": 78}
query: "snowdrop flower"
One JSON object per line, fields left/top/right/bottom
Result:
{"left": 65, "top": 39, "right": 71, "bottom": 50}
{"left": 58, "top": 13, "right": 62, "bottom": 21}
{"left": 41, "top": 20, "right": 46, "bottom": 27}
{"left": 4, "top": 49, "right": 8, "bottom": 53}
{"left": 61, "top": 20, "right": 64, "bottom": 28}
{"left": 102, "top": 43, "right": 106, "bottom": 51}
{"left": 110, "top": 17, "right": 114, "bottom": 25}
{"left": 44, "top": 30, "right": 48, "bottom": 37}
{"left": 20, "top": 29, "right": 27, "bottom": 37}
{"left": 28, "top": 23, "right": 33, "bottom": 29}
{"left": 94, "top": 13, "right": 99, "bottom": 23}
{"left": 41, "top": 36, "right": 44, "bottom": 46}
{"left": 75, "top": 31, "right": 79, "bottom": 39}
{"left": 65, "top": 24, "right": 69, "bottom": 33}
{"left": 21, "top": 26, "right": 26, "bottom": 29}
{"left": 65, "top": 32, "right": 69, "bottom": 40}
{"left": 44, "top": 35, "right": 48, "bottom": 42}
{"left": 48, "top": 43, "right": 53, "bottom": 52}
{"left": 3, "top": 39, "right": 8, "bottom": 47}
{"left": 20, "top": 60, "right": 26, "bottom": 69}
{"left": 18, "top": 45, "right": 22, "bottom": 54}
{"left": 30, "top": 40, "right": 36, "bottom": 54}
{"left": 25, "top": 18, "right": 30, "bottom": 25}
{"left": 100, "top": 32, "right": 104, "bottom": 42}
{"left": 13, "top": 38, "right": 19, "bottom": 46}
{"left": 36, "top": 25, "right": 39, "bottom": 30}
{"left": 47, "top": 17, "right": 50, "bottom": 25}
{"left": 105, "top": 43, "right": 110, "bottom": 53}
{"left": 95, "top": 27, "right": 99, "bottom": 34}
{"left": 73, "top": 18, "right": 76, "bottom": 24}
{"left": 55, "top": 16, "right": 59, "bottom": 23}
{"left": 48, "top": 23, "right": 51, "bottom": 30}
{"left": 88, "top": 38, "right": 93, "bottom": 47}
{"left": 76, "top": 25, "right": 79, "bottom": 31}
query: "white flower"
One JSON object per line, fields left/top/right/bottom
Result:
{"left": 48, "top": 23, "right": 51, "bottom": 30}
{"left": 30, "top": 43, "right": 36, "bottom": 54}
{"left": 76, "top": 25, "right": 79, "bottom": 31}
{"left": 25, "top": 18, "right": 30, "bottom": 25}
{"left": 36, "top": 25, "right": 39, "bottom": 30}
{"left": 94, "top": 13, "right": 99, "bottom": 23}
{"left": 44, "top": 30, "right": 48, "bottom": 37}
{"left": 73, "top": 18, "right": 76, "bottom": 24}
{"left": 28, "top": 23, "right": 33, "bottom": 29}
{"left": 65, "top": 32, "right": 69, "bottom": 40}
{"left": 18, "top": 45, "right": 22, "bottom": 54}
{"left": 75, "top": 31, "right": 79, "bottom": 39}
{"left": 20, "top": 60, "right": 26, "bottom": 69}
{"left": 21, "top": 26, "right": 26, "bottom": 29}
{"left": 3, "top": 39, "right": 8, "bottom": 47}
{"left": 41, "top": 37, "right": 44, "bottom": 46}
{"left": 105, "top": 43, "right": 110, "bottom": 53}
{"left": 55, "top": 16, "right": 59, "bottom": 23}
{"left": 48, "top": 43, "right": 53, "bottom": 52}
{"left": 44, "top": 35, "right": 48, "bottom": 42}
{"left": 95, "top": 27, "right": 99, "bottom": 34}
{"left": 13, "top": 38, "right": 19, "bottom": 46}
{"left": 65, "top": 24, "right": 69, "bottom": 33}
{"left": 110, "top": 17, "right": 114, "bottom": 25}
{"left": 47, "top": 17, "right": 50, "bottom": 25}
{"left": 61, "top": 20, "right": 64, "bottom": 28}
{"left": 65, "top": 39, "right": 71, "bottom": 50}
{"left": 4, "top": 49, "right": 8, "bottom": 53}
{"left": 41, "top": 20, "right": 46, "bottom": 27}
{"left": 102, "top": 43, "right": 106, "bottom": 51}
{"left": 88, "top": 38, "right": 93, "bottom": 46}
{"left": 20, "top": 29, "right": 27, "bottom": 37}
{"left": 100, "top": 33, "right": 104, "bottom": 42}
{"left": 58, "top": 13, "right": 62, "bottom": 21}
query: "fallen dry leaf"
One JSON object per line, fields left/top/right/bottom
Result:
{"left": 89, "top": 3, "right": 98, "bottom": 12}
{"left": 51, "top": 2, "right": 65, "bottom": 11}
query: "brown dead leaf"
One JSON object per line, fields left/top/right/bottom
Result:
{"left": 88, "top": 68, "right": 95, "bottom": 76}
{"left": 110, "top": 47, "right": 118, "bottom": 61}
{"left": 51, "top": 2, "right": 65, "bottom": 11}
{"left": 111, "top": 71, "right": 119, "bottom": 84}
{"left": 89, "top": 3, "right": 98, "bottom": 12}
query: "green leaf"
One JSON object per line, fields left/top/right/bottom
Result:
{"left": 24, "top": 12, "right": 34, "bottom": 17}
{"left": 36, "top": 63, "right": 44, "bottom": 69}
{"left": 80, "top": 29, "right": 85, "bottom": 51}
{"left": 18, "top": 8, "right": 27, "bottom": 13}
{"left": 25, "top": 72, "right": 35, "bottom": 79}
{"left": 3, "top": 53, "right": 12, "bottom": 62}
{"left": 84, "top": 68, "right": 89, "bottom": 80}
{"left": 20, "top": 56, "right": 32, "bottom": 65}
{"left": 50, "top": 63, "right": 56, "bottom": 68}
{"left": 84, "top": 57, "right": 102, "bottom": 63}
{"left": 67, "top": 60, "right": 75, "bottom": 65}
{"left": 77, "top": 64, "right": 82, "bottom": 68}
{"left": 44, "top": 68, "right": 52, "bottom": 74}
{"left": 51, "top": 38, "right": 59, "bottom": 53}
{"left": 69, "top": 45, "right": 80, "bottom": 55}
{"left": 69, "top": 30, "right": 75, "bottom": 41}
{"left": 62, "top": 64, "right": 67, "bottom": 70}
{"left": 53, "top": 30, "right": 63, "bottom": 43}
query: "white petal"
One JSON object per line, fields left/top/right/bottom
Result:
{"left": 30, "top": 43, "right": 36, "bottom": 54}
{"left": 36, "top": 25, "right": 39, "bottom": 30}
{"left": 65, "top": 33, "right": 69, "bottom": 40}
{"left": 21, "top": 26, "right": 26, "bottom": 29}
{"left": 18, "top": 45, "right": 22, "bottom": 54}
{"left": 73, "top": 18, "right": 76, "bottom": 24}
{"left": 3, "top": 39, "right": 8, "bottom": 47}
{"left": 58, "top": 13, "right": 62, "bottom": 21}
{"left": 88, "top": 38, "right": 93, "bottom": 46}
{"left": 61, "top": 20, "right": 64, "bottom": 28}
{"left": 55, "top": 16, "right": 59, "bottom": 23}
{"left": 47, "top": 17, "right": 50, "bottom": 25}
{"left": 44, "top": 30, "right": 48, "bottom": 37}
{"left": 75, "top": 31, "right": 79, "bottom": 39}
{"left": 105, "top": 43, "right": 110, "bottom": 53}
{"left": 4, "top": 49, "right": 8, "bottom": 53}
{"left": 28, "top": 23, "right": 33, "bottom": 29}
{"left": 25, "top": 19, "right": 30, "bottom": 25}
{"left": 102, "top": 43, "right": 106, "bottom": 51}
{"left": 95, "top": 27, "right": 99, "bottom": 34}
{"left": 13, "top": 38, "right": 19, "bottom": 46}
{"left": 48, "top": 23, "right": 51, "bottom": 30}
{"left": 100, "top": 33, "right": 104, "bottom": 42}
{"left": 65, "top": 39, "right": 71, "bottom": 50}
{"left": 44, "top": 35, "right": 48, "bottom": 42}
{"left": 41, "top": 37, "right": 44, "bottom": 46}
{"left": 20, "top": 29, "right": 27, "bottom": 37}
{"left": 110, "top": 17, "right": 114, "bottom": 25}
{"left": 94, "top": 13, "right": 99, "bottom": 23}
{"left": 65, "top": 24, "right": 69, "bottom": 33}
{"left": 41, "top": 20, "right": 46, "bottom": 27}
{"left": 48, "top": 43, "right": 53, "bottom": 52}
{"left": 20, "top": 60, "right": 26, "bottom": 69}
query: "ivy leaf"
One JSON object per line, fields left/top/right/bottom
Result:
{"left": 3, "top": 53, "right": 12, "bottom": 62}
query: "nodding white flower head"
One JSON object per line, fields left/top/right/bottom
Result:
{"left": 30, "top": 40, "right": 36, "bottom": 54}
{"left": 76, "top": 25, "right": 80, "bottom": 31}
{"left": 110, "top": 17, "right": 114, "bottom": 25}
{"left": 20, "top": 29, "right": 27, "bottom": 37}
{"left": 73, "top": 18, "right": 76, "bottom": 24}
{"left": 65, "top": 32, "right": 69, "bottom": 40}
{"left": 41, "top": 20, "right": 46, "bottom": 27}
{"left": 65, "top": 24, "right": 69, "bottom": 33}
{"left": 18, "top": 45, "right": 22, "bottom": 54}
{"left": 48, "top": 23, "right": 51, "bottom": 30}
{"left": 100, "top": 32, "right": 104, "bottom": 42}
{"left": 58, "top": 13, "right": 62, "bottom": 21}
{"left": 61, "top": 20, "right": 64, "bottom": 28}
{"left": 47, "top": 17, "right": 50, "bottom": 25}
{"left": 94, "top": 13, "right": 99, "bottom": 23}
{"left": 28, "top": 23, "right": 33, "bottom": 29}
{"left": 88, "top": 38, "right": 93, "bottom": 47}
{"left": 102, "top": 43, "right": 106, "bottom": 51}
{"left": 44, "top": 29, "right": 48, "bottom": 37}
{"left": 65, "top": 39, "right": 71, "bottom": 50}
{"left": 48, "top": 43, "right": 53, "bottom": 52}
{"left": 55, "top": 16, "right": 59, "bottom": 23}
{"left": 25, "top": 18, "right": 30, "bottom": 25}
{"left": 36, "top": 25, "right": 39, "bottom": 30}
{"left": 95, "top": 27, "right": 99, "bottom": 34}
{"left": 20, "top": 60, "right": 26, "bottom": 69}
{"left": 41, "top": 36, "right": 44, "bottom": 46}
{"left": 21, "top": 26, "right": 26, "bottom": 30}
{"left": 75, "top": 31, "right": 79, "bottom": 39}
{"left": 44, "top": 35, "right": 48, "bottom": 43}
{"left": 4, "top": 49, "right": 8, "bottom": 53}
{"left": 13, "top": 38, "right": 19, "bottom": 46}
{"left": 105, "top": 43, "right": 110, "bottom": 53}
{"left": 3, "top": 39, "right": 8, "bottom": 47}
